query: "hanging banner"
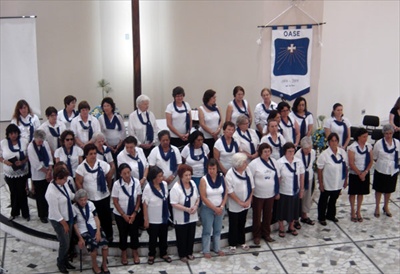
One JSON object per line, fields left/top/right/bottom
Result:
{"left": 271, "top": 25, "right": 312, "bottom": 101}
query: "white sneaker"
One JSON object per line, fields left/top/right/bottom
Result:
{"left": 229, "top": 246, "right": 236, "bottom": 253}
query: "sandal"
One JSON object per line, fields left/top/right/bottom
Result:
{"left": 229, "top": 246, "right": 236, "bottom": 253}
{"left": 351, "top": 216, "right": 358, "bottom": 222}
{"left": 356, "top": 212, "right": 363, "bottom": 222}
{"left": 121, "top": 251, "right": 128, "bottom": 265}
{"left": 204, "top": 253, "right": 212, "bottom": 259}
{"left": 300, "top": 218, "right": 315, "bottom": 226}
{"left": 279, "top": 230, "right": 285, "bottom": 238}
{"left": 147, "top": 256, "right": 155, "bottom": 265}
{"left": 294, "top": 220, "right": 302, "bottom": 230}
{"left": 241, "top": 244, "right": 250, "bottom": 251}
{"left": 217, "top": 250, "right": 225, "bottom": 256}
{"left": 187, "top": 255, "right": 195, "bottom": 260}
{"left": 162, "top": 255, "right": 172, "bottom": 263}
{"left": 132, "top": 250, "right": 140, "bottom": 264}
{"left": 287, "top": 229, "right": 298, "bottom": 236}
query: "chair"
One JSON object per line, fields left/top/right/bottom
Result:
{"left": 349, "top": 126, "right": 361, "bottom": 146}
{"left": 362, "top": 115, "right": 380, "bottom": 135}
{"left": 371, "top": 129, "right": 383, "bottom": 146}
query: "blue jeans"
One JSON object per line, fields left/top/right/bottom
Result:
{"left": 50, "top": 220, "right": 72, "bottom": 266}
{"left": 200, "top": 204, "right": 224, "bottom": 254}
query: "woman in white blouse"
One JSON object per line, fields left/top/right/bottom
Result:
{"left": 317, "top": 133, "right": 348, "bottom": 226}
{"left": 165, "top": 86, "right": 192, "bottom": 149}
{"left": 248, "top": 143, "right": 280, "bottom": 244}
{"left": 0, "top": 124, "right": 30, "bottom": 221}
{"left": 254, "top": 88, "right": 277, "bottom": 138}
{"left": 347, "top": 128, "right": 373, "bottom": 222}
{"left": 39, "top": 106, "right": 66, "bottom": 156}
{"left": 71, "top": 101, "right": 101, "bottom": 149}
{"left": 128, "top": 95, "right": 159, "bottom": 157}
{"left": 225, "top": 85, "right": 253, "bottom": 126}
{"left": 277, "top": 143, "right": 304, "bottom": 237}
{"left": 198, "top": 89, "right": 223, "bottom": 158}
{"left": 233, "top": 114, "right": 259, "bottom": 161}
{"left": 170, "top": 164, "right": 200, "bottom": 262}
{"left": 92, "top": 132, "right": 116, "bottom": 179}
{"left": 225, "top": 153, "right": 254, "bottom": 252}
{"left": 213, "top": 121, "right": 240, "bottom": 175}
{"left": 98, "top": 97, "right": 125, "bottom": 155}
{"left": 324, "top": 103, "right": 351, "bottom": 150}
{"left": 260, "top": 119, "right": 286, "bottom": 160}
{"left": 11, "top": 99, "right": 41, "bottom": 143}
{"left": 277, "top": 102, "right": 300, "bottom": 147}
{"left": 45, "top": 165, "right": 76, "bottom": 273}
{"left": 142, "top": 166, "right": 172, "bottom": 265}
{"left": 290, "top": 96, "right": 314, "bottom": 140}
{"left": 58, "top": 95, "right": 77, "bottom": 130}
{"left": 372, "top": 124, "right": 399, "bottom": 218}
{"left": 112, "top": 164, "right": 142, "bottom": 265}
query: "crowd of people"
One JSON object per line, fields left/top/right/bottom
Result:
{"left": 0, "top": 90, "right": 399, "bottom": 273}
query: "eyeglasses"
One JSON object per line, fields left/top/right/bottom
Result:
{"left": 65, "top": 138, "right": 74, "bottom": 141}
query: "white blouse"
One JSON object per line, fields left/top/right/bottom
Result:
{"left": 27, "top": 140, "right": 54, "bottom": 181}
{"left": 0, "top": 138, "right": 29, "bottom": 177}
{"left": 11, "top": 114, "right": 41, "bottom": 143}
{"left": 347, "top": 142, "right": 373, "bottom": 174}
{"left": 260, "top": 133, "right": 286, "bottom": 160}
{"left": 58, "top": 109, "right": 77, "bottom": 130}
{"left": 46, "top": 181, "right": 76, "bottom": 222}
{"left": 199, "top": 105, "right": 221, "bottom": 139}
{"left": 73, "top": 201, "right": 97, "bottom": 234}
{"left": 147, "top": 145, "right": 182, "bottom": 180}
{"left": 248, "top": 157, "right": 280, "bottom": 199}
{"left": 38, "top": 120, "right": 66, "bottom": 154}
{"left": 324, "top": 117, "right": 351, "bottom": 147}
{"left": 70, "top": 114, "right": 101, "bottom": 144}
{"left": 214, "top": 137, "right": 240, "bottom": 171}
{"left": 165, "top": 101, "right": 192, "bottom": 138}
{"left": 142, "top": 181, "right": 169, "bottom": 224}
{"left": 98, "top": 114, "right": 126, "bottom": 147}
{"left": 373, "top": 138, "right": 399, "bottom": 176}
{"left": 228, "top": 99, "right": 250, "bottom": 126}
{"left": 225, "top": 167, "right": 254, "bottom": 213}
{"left": 317, "top": 147, "right": 348, "bottom": 191}
{"left": 128, "top": 109, "right": 159, "bottom": 145}
{"left": 278, "top": 156, "right": 305, "bottom": 196}
{"left": 117, "top": 147, "right": 149, "bottom": 180}
{"left": 170, "top": 180, "right": 199, "bottom": 224}
{"left": 54, "top": 145, "right": 83, "bottom": 177}
{"left": 181, "top": 143, "right": 210, "bottom": 178}
{"left": 254, "top": 101, "right": 277, "bottom": 130}
{"left": 232, "top": 128, "right": 259, "bottom": 156}
{"left": 111, "top": 177, "right": 142, "bottom": 216}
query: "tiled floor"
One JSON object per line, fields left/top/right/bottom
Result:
{"left": 1, "top": 177, "right": 399, "bottom": 274}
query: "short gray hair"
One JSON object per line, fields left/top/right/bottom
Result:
{"left": 236, "top": 114, "right": 249, "bottom": 126}
{"left": 382, "top": 124, "right": 394, "bottom": 134}
{"left": 75, "top": 188, "right": 88, "bottom": 201}
{"left": 231, "top": 152, "right": 248, "bottom": 169}
{"left": 33, "top": 129, "right": 46, "bottom": 140}
{"left": 300, "top": 136, "right": 313, "bottom": 148}
{"left": 136, "top": 94, "right": 150, "bottom": 108}
{"left": 91, "top": 132, "right": 105, "bottom": 143}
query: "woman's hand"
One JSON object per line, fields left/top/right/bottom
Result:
{"left": 78, "top": 238, "right": 85, "bottom": 250}
{"left": 128, "top": 213, "right": 137, "bottom": 224}
{"left": 95, "top": 230, "right": 101, "bottom": 243}
{"left": 143, "top": 219, "right": 149, "bottom": 229}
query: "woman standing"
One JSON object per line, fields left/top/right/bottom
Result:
{"left": 39, "top": 106, "right": 66, "bottom": 156}
{"left": 248, "top": 143, "right": 280, "bottom": 244}
{"left": 317, "top": 133, "right": 348, "bottom": 226}
{"left": 128, "top": 95, "right": 159, "bottom": 157}
{"left": 372, "top": 124, "right": 399, "bottom": 217}
{"left": 71, "top": 101, "right": 101, "bottom": 149}
{"left": 199, "top": 159, "right": 228, "bottom": 259}
{"left": 45, "top": 165, "right": 75, "bottom": 273}
{"left": 181, "top": 131, "right": 209, "bottom": 188}
{"left": 233, "top": 114, "right": 259, "bottom": 161}
{"left": 198, "top": 89, "right": 223, "bottom": 158}
{"left": 347, "top": 128, "right": 373, "bottom": 222}
{"left": 0, "top": 124, "right": 30, "bottom": 221}
{"left": 260, "top": 120, "right": 286, "bottom": 160}
{"left": 58, "top": 95, "right": 77, "bottom": 130}
{"left": 98, "top": 97, "right": 125, "bottom": 155}
{"left": 170, "top": 164, "right": 200, "bottom": 262}
{"left": 11, "top": 99, "right": 41, "bottom": 143}
{"left": 54, "top": 130, "right": 84, "bottom": 180}
{"left": 28, "top": 129, "right": 54, "bottom": 223}
{"left": 226, "top": 85, "right": 253, "bottom": 126}
{"left": 225, "top": 153, "right": 254, "bottom": 252}
{"left": 75, "top": 144, "right": 113, "bottom": 242}
{"left": 254, "top": 88, "right": 277, "bottom": 138}
{"left": 112, "top": 164, "right": 142, "bottom": 265}
{"left": 389, "top": 97, "right": 400, "bottom": 140}
{"left": 213, "top": 121, "right": 240, "bottom": 175}
{"left": 290, "top": 97, "right": 314, "bottom": 140}
{"left": 324, "top": 103, "right": 351, "bottom": 150}
{"left": 142, "top": 166, "right": 171, "bottom": 265}
{"left": 165, "top": 86, "right": 192, "bottom": 149}
{"left": 277, "top": 102, "right": 300, "bottom": 147}
{"left": 277, "top": 143, "right": 304, "bottom": 237}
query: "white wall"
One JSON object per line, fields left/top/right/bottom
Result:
{"left": 318, "top": 0, "right": 399, "bottom": 126}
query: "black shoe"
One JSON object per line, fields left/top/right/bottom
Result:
{"left": 40, "top": 217, "right": 48, "bottom": 223}
{"left": 24, "top": 216, "right": 30, "bottom": 221}
{"left": 327, "top": 217, "right": 339, "bottom": 223}
{"left": 319, "top": 220, "right": 327, "bottom": 226}
{"left": 65, "top": 261, "right": 75, "bottom": 269}
{"left": 8, "top": 216, "right": 15, "bottom": 221}
{"left": 57, "top": 264, "right": 69, "bottom": 273}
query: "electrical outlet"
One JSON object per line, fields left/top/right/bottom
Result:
{"left": 361, "top": 109, "right": 366, "bottom": 115}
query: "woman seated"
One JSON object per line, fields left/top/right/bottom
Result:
{"left": 73, "top": 189, "right": 110, "bottom": 274}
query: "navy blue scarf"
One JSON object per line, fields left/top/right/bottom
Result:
{"left": 232, "top": 168, "right": 252, "bottom": 201}
{"left": 48, "top": 125, "right": 61, "bottom": 148}
{"left": 260, "top": 157, "right": 279, "bottom": 194}
{"left": 262, "top": 103, "right": 274, "bottom": 114}
{"left": 104, "top": 114, "right": 122, "bottom": 131}
{"left": 356, "top": 145, "right": 371, "bottom": 172}
{"left": 233, "top": 100, "right": 249, "bottom": 118}
{"left": 77, "top": 203, "right": 96, "bottom": 238}
{"left": 79, "top": 120, "right": 93, "bottom": 141}
{"left": 331, "top": 152, "right": 346, "bottom": 180}
{"left": 63, "top": 109, "right": 77, "bottom": 124}
{"left": 301, "top": 150, "right": 311, "bottom": 190}
{"left": 204, "top": 104, "right": 221, "bottom": 124}
{"left": 382, "top": 139, "right": 399, "bottom": 169}
{"left": 66, "top": 178, "right": 75, "bottom": 193}
{"left": 190, "top": 145, "right": 208, "bottom": 174}
{"left": 54, "top": 182, "right": 74, "bottom": 224}
{"left": 84, "top": 162, "right": 107, "bottom": 193}
{"left": 281, "top": 118, "right": 296, "bottom": 144}
{"left": 236, "top": 128, "right": 255, "bottom": 154}
{"left": 149, "top": 181, "right": 169, "bottom": 224}
{"left": 137, "top": 110, "right": 154, "bottom": 142}
{"left": 268, "top": 136, "right": 283, "bottom": 157}
{"left": 96, "top": 146, "right": 111, "bottom": 162}
{"left": 293, "top": 112, "right": 311, "bottom": 139}
{"left": 333, "top": 119, "right": 348, "bottom": 146}
{"left": 173, "top": 101, "right": 190, "bottom": 133}
{"left": 285, "top": 162, "right": 299, "bottom": 195}
{"left": 127, "top": 152, "right": 144, "bottom": 179}
{"left": 221, "top": 135, "right": 239, "bottom": 153}
{"left": 19, "top": 116, "right": 34, "bottom": 142}
{"left": 33, "top": 141, "right": 50, "bottom": 167}
{"left": 63, "top": 145, "right": 74, "bottom": 177}
{"left": 7, "top": 139, "right": 26, "bottom": 169}
{"left": 206, "top": 173, "right": 225, "bottom": 200}
{"left": 119, "top": 177, "right": 136, "bottom": 215}
{"left": 180, "top": 180, "right": 194, "bottom": 222}
{"left": 159, "top": 145, "right": 177, "bottom": 173}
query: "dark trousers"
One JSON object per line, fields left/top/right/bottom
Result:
{"left": 170, "top": 137, "right": 188, "bottom": 151}
{"left": 114, "top": 214, "right": 139, "bottom": 250}
{"left": 175, "top": 222, "right": 196, "bottom": 258}
{"left": 147, "top": 223, "right": 168, "bottom": 258}
{"left": 228, "top": 209, "right": 248, "bottom": 246}
{"left": 318, "top": 189, "right": 341, "bottom": 221}
{"left": 252, "top": 196, "right": 274, "bottom": 239}
{"left": 204, "top": 138, "right": 216, "bottom": 159}
{"left": 51, "top": 220, "right": 72, "bottom": 267}
{"left": 33, "top": 179, "right": 49, "bottom": 218}
{"left": 92, "top": 196, "right": 113, "bottom": 241}
{"left": 5, "top": 175, "right": 29, "bottom": 218}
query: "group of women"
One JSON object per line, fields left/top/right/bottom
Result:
{"left": 0, "top": 91, "right": 399, "bottom": 271}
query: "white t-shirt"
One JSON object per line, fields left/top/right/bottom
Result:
{"left": 58, "top": 109, "right": 77, "bottom": 130}
{"left": 165, "top": 101, "right": 192, "bottom": 138}
{"left": 278, "top": 156, "right": 305, "bottom": 196}
{"left": 232, "top": 128, "right": 259, "bottom": 156}
{"left": 347, "top": 142, "right": 373, "bottom": 175}
{"left": 324, "top": 117, "right": 351, "bottom": 147}
{"left": 317, "top": 147, "right": 348, "bottom": 190}
{"left": 279, "top": 118, "right": 298, "bottom": 144}
{"left": 260, "top": 133, "right": 286, "bottom": 160}
{"left": 142, "top": 181, "right": 169, "bottom": 224}
{"left": 98, "top": 114, "right": 126, "bottom": 147}
{"left": 147, "top": 145, "right": 182, "bottom": 181}
{"left": 198, "top": 105, "right": 221, "bottom": 139}
{"left": 254, "top": 101, "right": 277, "bottom": 130}
{"left": 70, "top": 114, "right": 101, "bottom": 144}
{"left": 181, "top": 143, "right": 210, "bottom": 178}
{"left": 170, "top": 180, "right": 199, "bottom": 224}
{"left": 225, "top": 167, "right": 254, "bottom": 213}
{"left": 111, "top": 177, "right": 142, "bottom": 216}
{"left": 228, "top": 99, "right": 250, "bottom": 126}
{"left": 289, "top": 112, "right": 314, "bottom": 138}
{"left": 214, "top": 137, "right": 240, "bottom": 171}
{"left": 248, "top": 157, "right": 280, "bottom": 199}
{"left": 201, "top": 174, "right": 225, "bottom": 207}
{"left": 54, "top": 145, "right": 83, "bottom": 177}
